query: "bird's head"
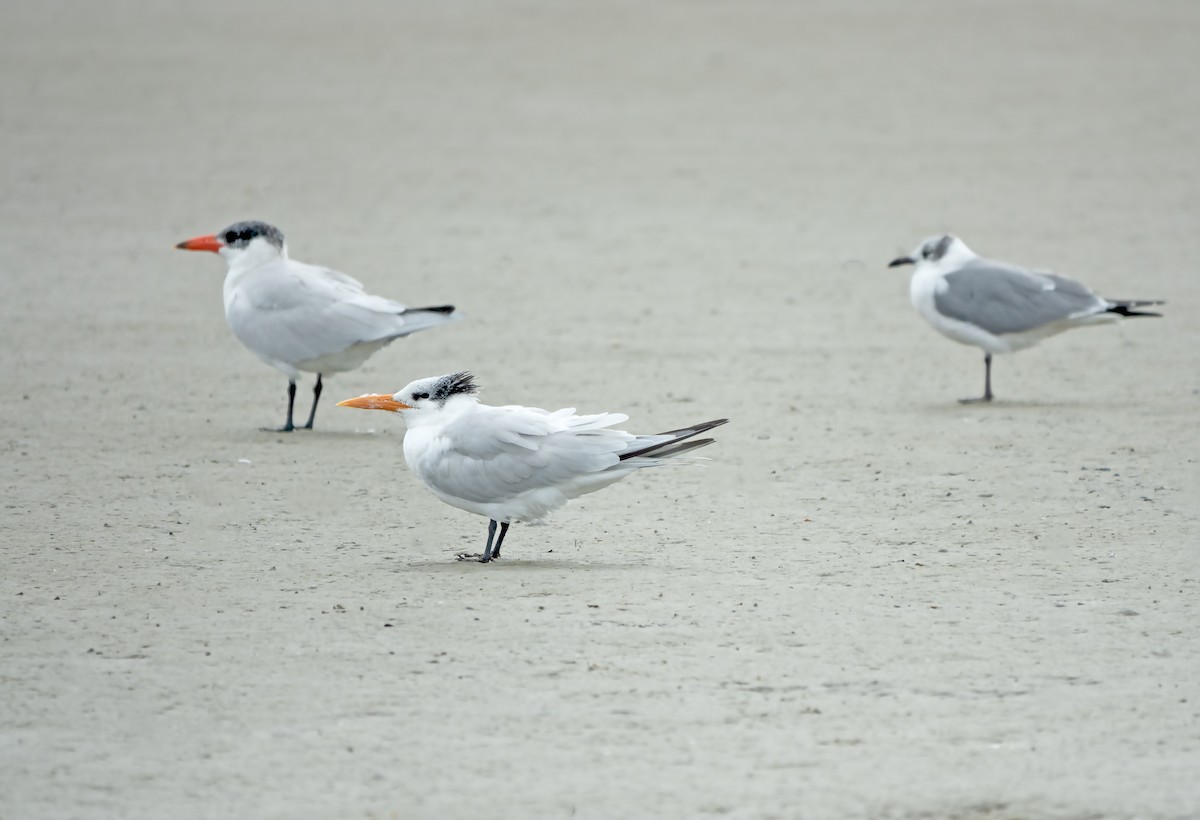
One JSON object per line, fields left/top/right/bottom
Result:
{"left": 337, "top": 372, "right": 480, "bottom": 421}
{"left": 888, "top": 234, "right": 973, "bottom": 270}
{"left": 175, "top": 220, "right": 287, "bottom": 266}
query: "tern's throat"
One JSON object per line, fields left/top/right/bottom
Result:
{"left": 404, "top": 395, "right": 480, "bottom": 430}
{"left": 222, "top": 240, "right": 288, "bottom": 274}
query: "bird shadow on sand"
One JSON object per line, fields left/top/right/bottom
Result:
{"left": 253, "top": 429, "right": 399, "bottom": 440}
{"left": 918, "top": 397, "right": 1095, "bottom": 414}
{"left": 398, "top": 557, "right": 654, "bottom": 573}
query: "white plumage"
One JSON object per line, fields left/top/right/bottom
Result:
{"left": 177, "top": 220, "right": 459, "bottom": 430}
{"left": 337, "top": 372, "right": 727, "bottom": 562}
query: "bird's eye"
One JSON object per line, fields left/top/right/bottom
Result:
{"left": 921, "top": 245, "right": 933, "bottom": 259}
{"left": 240, "top": 229, "right": 253, "bottom": 241}
{"left": 412, "top": 392, "right": 430, "bottom": 401}
{"left": 224, "top": 231, "right": 238, "bottom": 244}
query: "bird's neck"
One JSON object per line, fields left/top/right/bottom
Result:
{"left": 939, "top": 243, "right": 976, "bottom": 270}
{"left": 225, "top": 244, "right": 287, "bottom": 275}
{"left": 408, "top": 397, "right": 480, "bottom": 429}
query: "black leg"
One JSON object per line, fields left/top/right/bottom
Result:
{"left": 959, "top": 353, "right": 995, "bottom": 404}
{"left": 264, "top": 380, "right": 298, "bottom": 431}
{"left": 492, "top": 522, "right": 510, "bottom": 559}
{"left": 301, "top": 374, "right": 323, "bottom": 430}
{"left": 457, "top": 520, "right": 505, "bottom": 563}
{"left": 480, "top": 519, "right": 499, "bottom": 563}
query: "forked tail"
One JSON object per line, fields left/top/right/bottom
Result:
{"left": 618, "top": 418, "right": 729, "bottom": 462}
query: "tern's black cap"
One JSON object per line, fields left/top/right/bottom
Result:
{"left": 431, "top": 372, "right": 479, "bottom": 402}
{"left": 220, "top": 220, "right": 285, "bottom": 250}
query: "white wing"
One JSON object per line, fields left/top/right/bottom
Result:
{"left": 225, "top": 258, "right": 454, "bottom": 368}
{"left": 415, "top": 405, "right": 635, "bottom": 504}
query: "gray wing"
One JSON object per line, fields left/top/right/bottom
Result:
{"left": 422, "top": 407, "right": 634, "bottom": 504}
{"left": 935, "top": 259, "right": 1106, "bottom": 335}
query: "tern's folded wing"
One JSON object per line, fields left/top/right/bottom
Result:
{"left": 226, "top": 261, "right": 447, "bottom": 364}
{"left": 420, "top": 407, "right": 634, "bottom": 503}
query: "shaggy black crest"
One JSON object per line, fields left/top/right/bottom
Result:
{"left": 431, "top": 371, "right": 479, "bottom": 402}
{"left": 220, "top": 220, "right": 285, "bottom": 251}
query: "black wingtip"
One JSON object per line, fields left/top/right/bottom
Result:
{"left": 1107, "top": 300, "right": 1164, "bottom": 318}
{"left": 412, "top": 304, "right": 456, "bottom": 315}
{"left": 618, "top": 418, "right": 729, "bottom": 461}
{"left": 654, "top": 418, "right": 729, "bottom": 438}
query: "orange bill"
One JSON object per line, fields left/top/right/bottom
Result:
{"left": 175, "top": 234, "right": 223, "bottom": 253}
{"left": 336, "top": 394, "right": 412, "bottom": 412}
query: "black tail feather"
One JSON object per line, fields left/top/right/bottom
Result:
{"left": 618, "top": 418, "right": 729, "bottom": 461}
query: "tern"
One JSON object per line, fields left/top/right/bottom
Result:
{"left": 337, "top": 372, "right": 728, "bottom": 563}
{"left": 889, "top": 234, "right": 1163, "bottom": 403}
{"left": 176, "top": 220, "right": 460, "bottom": 431}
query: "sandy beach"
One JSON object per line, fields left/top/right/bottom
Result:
{"left": 2, "top": 1, "right": 1198, "bottom": 817}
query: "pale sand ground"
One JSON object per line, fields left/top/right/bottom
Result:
{"left": 2, "top": 1, "right": 1199, "bottom": 818}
